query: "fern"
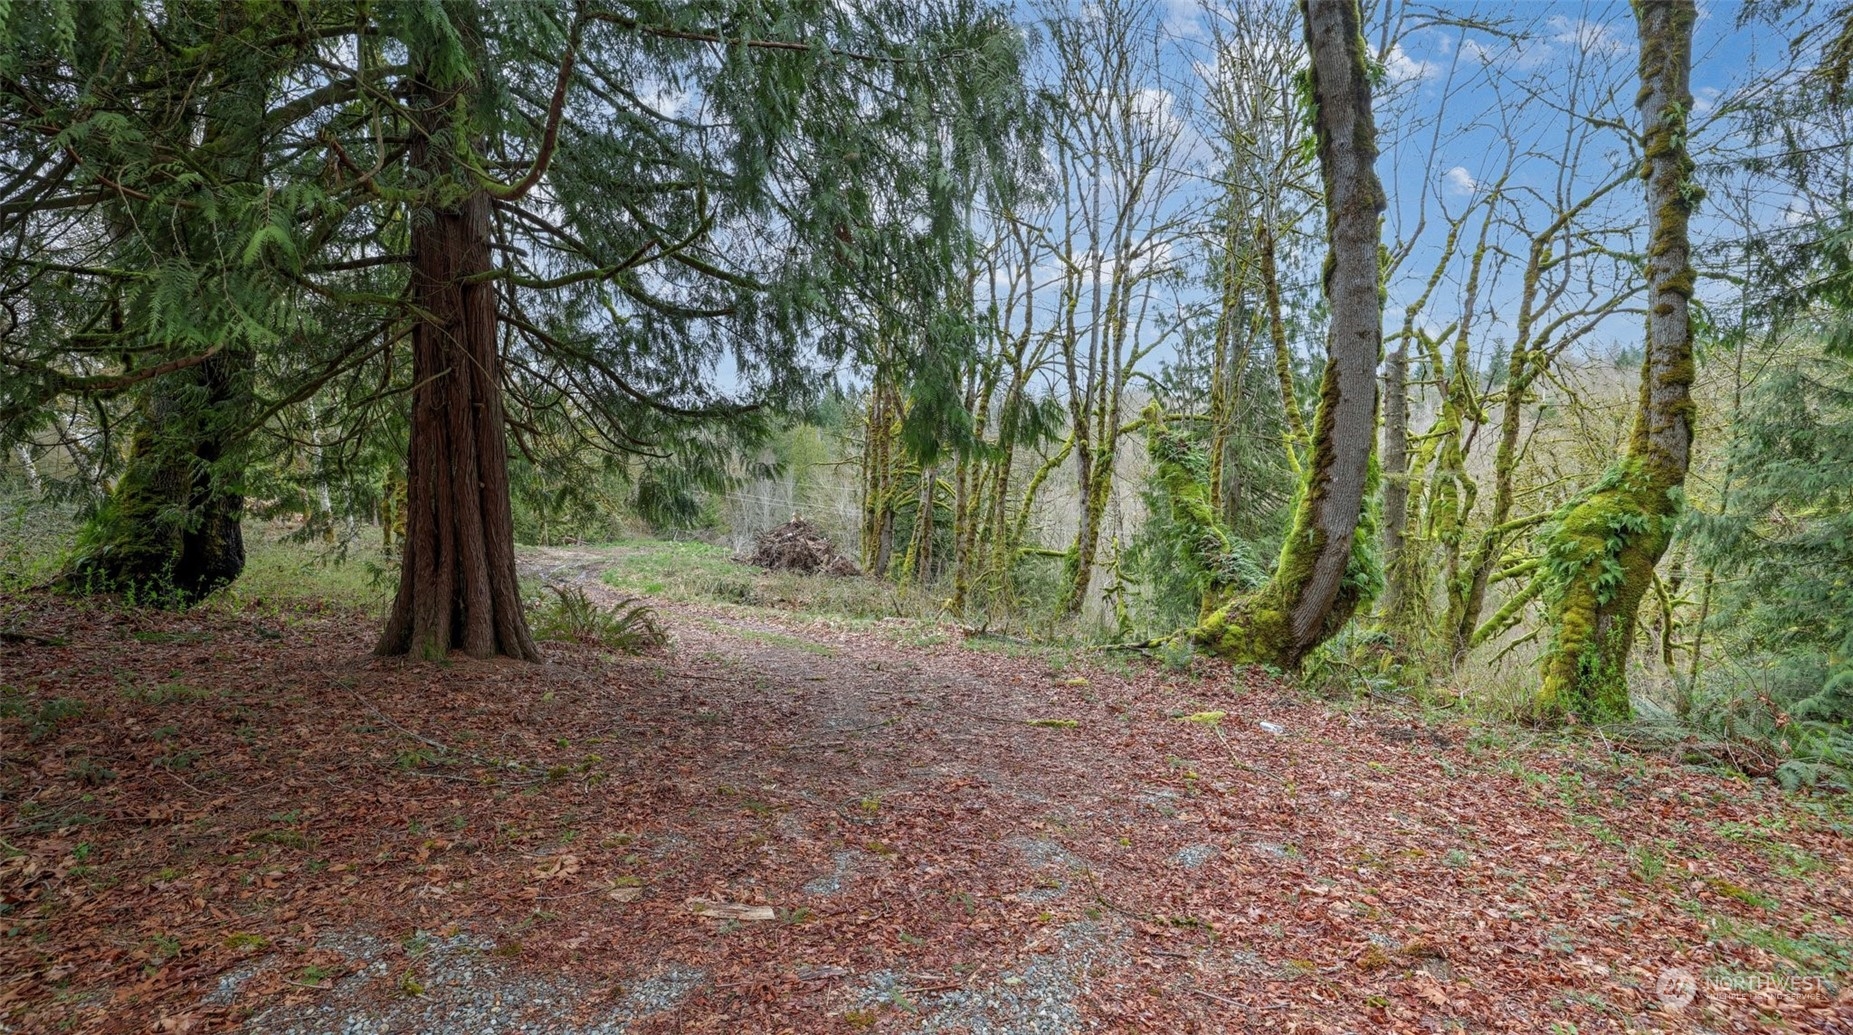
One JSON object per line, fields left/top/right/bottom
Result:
{"left": 534, "top": 585, "right": 667, "bottom": 654}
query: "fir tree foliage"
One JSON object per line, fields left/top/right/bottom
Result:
{"left": 1, "top": 0, "right": 1031, "bottom": 631}
{"left": 1689, "top": 343, "right": 1853, "bottom": 723}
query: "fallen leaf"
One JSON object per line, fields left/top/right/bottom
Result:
{"left": 687, "top": 898, "right": 775, "bottom": 921}
{"left": 532, "top": 855, "right": 582, "bottom": 881}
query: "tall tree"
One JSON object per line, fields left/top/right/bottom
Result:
{"left": 372, "top": 3, "right": 1023, "bottom": 658}
{"left": 1535, "top": 0, "right": 1698, "bottom": 721}
{"left": 1039, "top": 0, "right": 1196, "bottom": 617}
{"left": 376, "top": 19, "right": 537, "bottom": 659}
{"left": 1192, "top": 0, "right": 1385, "bottom": 668}
{"left": 0, "top": 2, "right": 321, "bottom": 601}
{"left": 2, "top": 1, "right": 1028, "bottom": 657}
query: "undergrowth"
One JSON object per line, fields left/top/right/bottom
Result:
{"left": 1299, "top": 621, "right": 1853, "bottom": 793}
{"left": 534, "top": 585, "right": 667, "bottom": 653}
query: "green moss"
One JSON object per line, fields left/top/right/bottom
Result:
{"left": 1535, "top": 459, "right": 1679, "bottom": 722}
{"left": 1189, "top": 388, "right": 1381, "bottom": 671}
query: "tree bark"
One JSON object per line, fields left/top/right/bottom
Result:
{"left": 376, "top": 153, "right": 538, "bottom": 660}
{"left": 1535, "top": 0, "right": 1697, "bottom": 721}
{"left": 1194, "top": 0, "right": 1384, "bottom": 669}
{"left": 63, "top": 5, "right": 269, "bottom": 606}
{"left": 905, "top": 462, "right": 937, "bottom": 583}
{"left": 67, "top": 351, "right": 248, "bottom": 604}
{"left": 1259, "top": 224, "right": 1309, "bottom": 473}
{"left": 1378, "top": 338, "right": 1411, "bottom": 616}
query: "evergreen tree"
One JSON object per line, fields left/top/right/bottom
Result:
{"left": 1691, "top": 339, "right": 1853, "bottom": 721}
{"left": 3, "top": 1, "right": 1028, "bottom": 653}
{"left": 0, "top": 1, "right": 336, "bottom": 600}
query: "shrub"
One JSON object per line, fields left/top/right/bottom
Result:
{"left": 534, "top": 585, "right": 667, "bottom": 653}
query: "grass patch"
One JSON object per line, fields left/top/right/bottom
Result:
{"left": 0, "top": 691, "right": 87, "bottom": 742}
{"left": 122, "top": 682, "right": 219, "bottom": 705}
{"left": 596, "top": 539, "right": 934, "bottom": 621}
{"left": 1708, "top": 914, "right": 1853, "bottom": 976}
{"left": 735, "top": 628, "right": 837, "bottom": 656}
{"left": 220, "top": 528, "right": 395, "bottom": 616}
{"left": 599, "top": 541, "right": 753, "bottom": 599}
{"left": 0, "top": 489, "right": 76, "bottom": 590}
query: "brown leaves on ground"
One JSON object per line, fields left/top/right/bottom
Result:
{"left": 1, "top": 588, "right": 1850, "bottom": 1034}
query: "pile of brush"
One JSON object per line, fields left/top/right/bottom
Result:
{"left": 746, "top": 517, "right": 862, "bottom": 577}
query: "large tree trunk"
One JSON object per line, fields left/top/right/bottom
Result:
{"left": 1194, "top": 0, "right": 1384, "bottom": 669}
{"left": 65, "top": 6, "right": 267, "bottom": 606}
{"left": 68, "top": 351, "right": 248, "bottom": 604}
{"left": 1535, "top": 0, "right": 1697, "bottom": 721}
{"left": 376, "top": 182, "right": 538, "bottom": 661}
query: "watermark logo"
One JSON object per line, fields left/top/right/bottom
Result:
{"left": 1656, "top": 968, "right": 1698, "bottom": 1009}
{"left": 1654, "top": 966, "right": 1833, "bottom": 1010}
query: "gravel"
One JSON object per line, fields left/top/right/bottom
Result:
{"left": 240, "top": 930, "right": 705, "bottom": 1035}
{"left": 1006, "top": 835, "right": 1090, "bottom": 873}
{"left": 854, "top": 920, "right": 1127, "bottom": 1035}
{"left": 801, "top": 848, "right": 866, "bottom": 897}
{"left": 1171, "top": 843, "right": 1219, "bottom": 869}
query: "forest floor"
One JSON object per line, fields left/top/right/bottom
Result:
{"left": 2, "top": 542, "right": 1851, "bottom": 1034}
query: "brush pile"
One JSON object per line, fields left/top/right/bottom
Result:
{"left": 747, "top": 517, "right": 862, "bottom": 577}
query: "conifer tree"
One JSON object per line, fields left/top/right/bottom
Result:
{"left": 0, "top": 1, "right": 328, "bottom": 600}
{"left": 2, "top": 1, "right": 1027, "bottom": 654}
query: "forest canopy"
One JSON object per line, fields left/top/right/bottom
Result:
{"left": 4, "top": 0, "right": 1853, "bottom": 776}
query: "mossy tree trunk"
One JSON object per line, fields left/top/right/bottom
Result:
{"left": 903, "top": 462, "right": 939, "bottom": 584}
{"left": 859, "top": 379, "right": 902, "bottom": 578}
{"left": 1193, "top": 0, "right": 1384, "bottom": 669}
{"left": 1259, "top": 223, "right": 1309, "bottom": 474}
{"left": 69, "top": 350, "right": 249, "bottom": 604}
{"left": 950, "top": 361, "right": 998, "bottom": 612}
{"left": 1535, "top": 0, "right": 1698, "bottom": 721}
{"left": 65, "top": 5, "right": 274, "bottom": 605}
{"left": 1378, "top": 337, "right": 1411, "bottom": 612}
{"left": 1045, "top": 0, "right": 1189, "bottom": 618}
{"left": 1378, "top": 207, "right": 1474, "bottom": 657}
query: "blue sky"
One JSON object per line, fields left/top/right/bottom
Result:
{"left": 988, "top": 0, "right": 1815, "bottom": 389}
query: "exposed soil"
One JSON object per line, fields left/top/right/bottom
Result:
{"left": 2, "top": 552, "right": 1850, "bottom": 1033}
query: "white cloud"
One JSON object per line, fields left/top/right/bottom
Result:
{"left": 634, "top": 80, "right": 688, "bottom": 119}
{"left": 1443, "top": 166, "right": 1479, "bottom": 196}
{"left": 1065, "top": 238, "right": 1180, "bottom": 285}
{"left": 1547, "top": 16, "right": 1627, "bottom": 56}
{"left": 1384, "top": 43, "right": 1437, "bottom": 85}
{"left": 1160, "top": 0, "right": 1204, "bottom": 40}
{"left": 1783, "top": 198, "right": 1820, "bottom": 227}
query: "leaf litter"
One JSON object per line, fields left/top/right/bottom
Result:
{"left": 1, "top": 583, "right": 1850, "bottom": 1033}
